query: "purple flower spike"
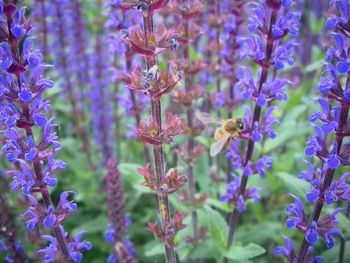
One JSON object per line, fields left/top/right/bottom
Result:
{"left": 277, "top": 2, "right": 350, "bottom": 261}
{"left": 224, "top": 2, "right": 300, "bottom": 259}
{"left": 0, "top": 1, "right": 91, "bottom": 261}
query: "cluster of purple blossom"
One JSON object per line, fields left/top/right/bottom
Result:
{"left": 275, "top": 1, "right": 350, "bottom": 262}
{"left": 0, "top": 1, "right": 91, "bottom": 261}
{"left": 220, "top": 1, "right": 300, "bottom": 262}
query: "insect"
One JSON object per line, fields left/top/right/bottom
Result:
{"left": 169, "top": 62, "right": 182, "bottom": 88}
{"left": 195, "top": 111, "right": 244, "bottom": 157}
{"left": 141, "top": 65, "right": 159, "bottom": 94}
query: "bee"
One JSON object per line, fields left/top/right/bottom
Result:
{"left": 169, "top": 62, "right": 182, "bottom": 88}
{"left": 195, "top": 111, "right": 244, "bottom": 157}
{"left": 141, "top": 65, "right": 159, "bottom": 95}
{"left": 158, "top": 183, "right": 169, "bottom": 194}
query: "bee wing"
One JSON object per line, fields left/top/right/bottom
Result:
{"left": 195, "top": 111, "right": 221, "bottom": 125}
{"left": 210, "top": 133, "right": 230, "bottom": 157}
{"left": 148, "top": 65, "right": 159, "bottom": 79}
{"left": 169, "top": 63, "right": 182, "bottom": 88}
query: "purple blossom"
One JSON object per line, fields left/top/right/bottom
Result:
{"left": 220, "top": 174, "right": 260, "bottom": 212}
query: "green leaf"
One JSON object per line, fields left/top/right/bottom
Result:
{"left": 205, "top": 206, "right": 228, "bottom": 251}
{"left": 206, "top": 198, "right": 233, "bottom": 213}
{"left": 144, "top": 243, "right": 164, "bottom": 257}
{"left": 118, "top": 163, "right": 151, "bottom": 193}
{"left": 321, "top": 242, "right": 350, "bottom": 263}
{"left": 224, "top": 243, "right": 266, "bottom": 261}
{"left": 235, "top": 222, "right": 281, "bottom": 244}
{"left": 276, "top": 172, "right": 309, "bottom": 197}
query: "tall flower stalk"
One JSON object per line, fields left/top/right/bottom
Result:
{"left": 105, "top": 1, "right": 151, "bottom": 164}
{"left": 105, "top": 159, "right": 137, "bottom": 263}
{"left": 170, "top": 0, "right": 204, "bottom": 250}
{"left": 33, "top": 0, "right": 48, "bottom": 57}
{"left": 120, "top": 1, "right": 187, "bottom": 262}
{"left": 219, "top": 0, "right": 245, "bottom": 182}
{"left": 90, "top": 33, "right": 114, "bottom": 166}
{"left": 221, "top": 1, "right": 300, "bottom": 262}
{"left": 0, "top": 1, "right": 91, "bottom": 261}
{"left": 275, "top": 2, "right": 350, "bottom": 262}
{"left": 47, "top": 0, "right": 93, "bottom": 167}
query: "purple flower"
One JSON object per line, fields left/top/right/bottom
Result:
{"left": 274, "top": 236, "right": 295, "bottom": 262}
{"left": 220, "top": 174, "right": 259, "bottom": 212}
{"left": 67, "top": 232, "right": 92, "bottom": 262}
{"left": 285, "top": 194, "right": 307, "bottom": 229}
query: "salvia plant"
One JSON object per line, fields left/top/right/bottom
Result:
{"left": 105, "top": 0, "right": 150, "bottom": 163}
{"left": 105, "top": 159, "right": 137, "bottom": 263}
{"left": 221, "top": 0, "right": 300, "bottom": 262}
{"left": 90, "top": 30, "right": 114, "bottom": 166}
{"left": 2, "top": 0, "right": 350, "bottom": 262}
{"left": 0, "top": 1, "right": 91, "bottom": 262}
{"left": 32, "top": 0, "right": 48, "bottom": 57}
{"left": 275, "top": 1, "right": 350, "bottom": 262}
{"left": 45, "top": 0, "right": 93, "bottom": 167}
{"left": 119, "top": 0, "right": 187, "bottom": 262}
{"left": 170, "top": 0, "right": 205, "bottom": 253}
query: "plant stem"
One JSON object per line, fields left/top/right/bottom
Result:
{"left": 297, "top": 76, "right": 350, "bottom": 262}
{"left": 222, "top": 10, "right": 277, "bottom": 263}
{"left": 25, "top": 123, "right": 70, "bottom": 260}
{"left": 183, "top": 15, "right": 200, "bottom": 253}
{"left": 214, "top": 0, "right": 222, "bottom": 184}
{"left": 143, "top": 15, "right": 177, "bottom": 263}
{"left": 338, "top": 205, "right": 350, "bottom": 263}
{"left": 225, "top": 0, "right": 244, "bottom": 183}
{"left": 54, "top": 1, "right": 94, "bottom": 169}
{"left": 36, "top": 0, "right": 48, "bottom": 57}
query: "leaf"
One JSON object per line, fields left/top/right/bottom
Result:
{"left": 189, "top": 239, "right": 220, "bottom": 260}
{"left": 144, "top": 243, "right": 164, "bottom": 257}
{"left": 321, "top": 242, "right": 350, "bottom": 263}
{"left": 206, "top": 198, "right": 232, "bottom": 213}
{"left": 75, "top": 215, "right": 108, "bottom": 234}
{"left": 276, "top": 172, "right": 309, "bottom": 197}
{"left": 235, "top": 222, "right": 281, "bottom": 244}
{"left": 118, "top": 163, "right": 151, "bottom": 193}
{"left": 205, "top": 206, "right": 228, "bottom": 251}
{"left": 224, "top": 243, "right": 266, "bottom": 261}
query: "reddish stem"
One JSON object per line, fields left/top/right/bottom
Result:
{"left": 143, "top": 15, "right": 177, "bottom": 263}
{"left": 183, "top": 10, "right": 200, "bottom": 251}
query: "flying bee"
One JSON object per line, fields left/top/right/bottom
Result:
{"left": 195, "top": 111, "right": 244, "bottom": 157}
{"left": 141, "top": 65, "right": 159, "bottom": 95}
{"left": 169, "top": 62, "right": 182, "bottom": 88}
